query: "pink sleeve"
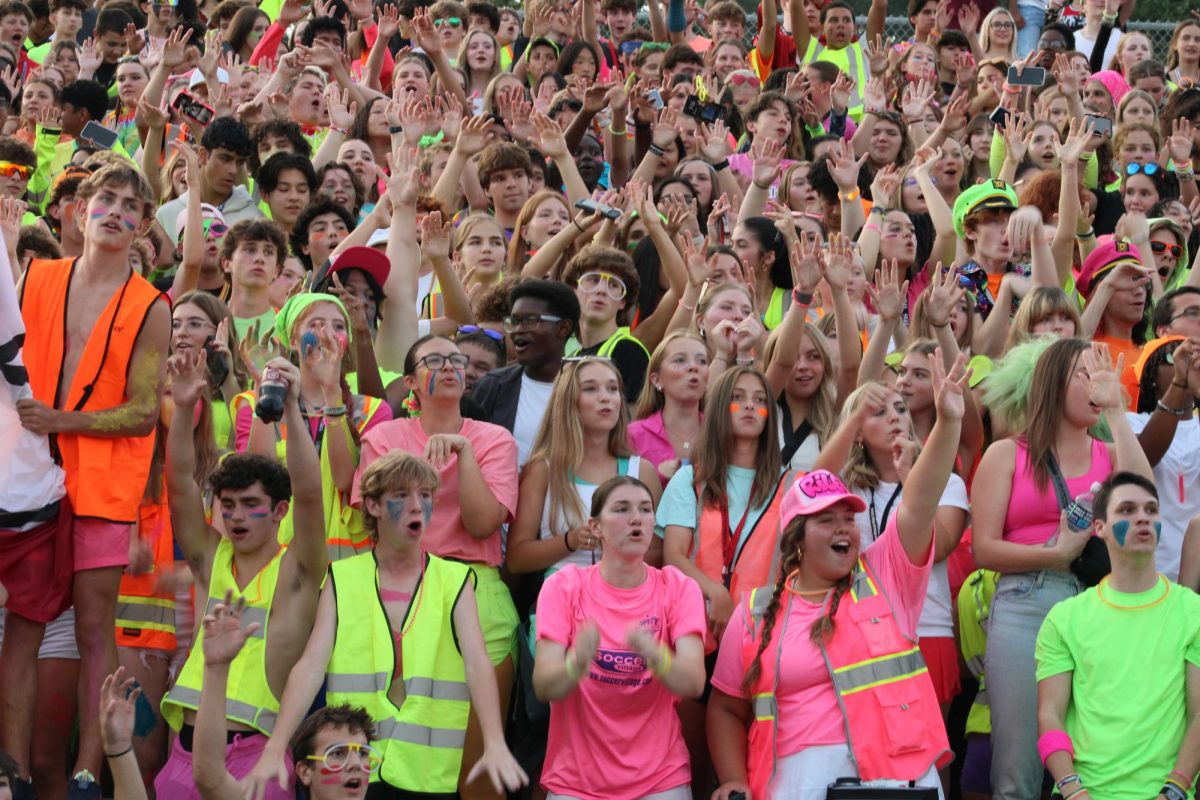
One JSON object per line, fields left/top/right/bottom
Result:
{"left": 710, "top": 602, "right": 751, "bottom": 699}
{"left": 863, "top": 516, "right": 934, "bottom": 638}
{"left": 248, "top": 22, "right": 286, "bottom": 66}
{"left": 664, "top": 567, "right": 707, "bottom": 645}
{"left": 235, "top": 403, "right": 253, "bottom": 453}
{"left": 535, "top": 568, "right": 580, "bottom": 646}
{"left": 350, "top": 428, "right": 389, "bottom": 507}
{"left": 475, "top": 426, "right": 519, "bottom": 520}
{"left": 360, "top": 400, "right": 393, "bottom": 434}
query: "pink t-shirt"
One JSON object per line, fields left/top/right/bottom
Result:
{"left": 710, "top": 515, "right": 933, "bottom": 760}
{"left": 627, "top": 411, "right": 704, "bottom": 487}
{"left": 536, "top": 564, "right": 706, "bottom": 800}
{"left": 352, "top": 418, "right": 518, "bottom": 565}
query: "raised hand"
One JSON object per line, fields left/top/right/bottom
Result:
{"left": 901, "top": 78, "right": 936, "bottom": 120}
{"left": 99, "top": 667, "right": 141, "bottom": 757}
{"left": 750, "top": 136, "right": 784, "bottom": 188}
{"left": 1052, "top": 52, "right": 1080, "bottom": 95}
{"left": 1169, "top": 118, "right": 1195, "bottom": 167}
{"left": 651, "top": 105, "right": 680, "bottom": 150}
{"left": 1081, "top": 342, "right": 1125, "bottom": 412}
{"left": 870, "top": 163, "right": 900, "bottom": 206}
{"left": 865, "top": 33, "right": 891, "bottom": 75}
{"left": 699, "top": 119, "right": 731, "bottom": 164}
{"left": 77, "top": 37, "right": 103, "bottom": 75}
{"left": 419, "top": 210, "right": 453, "bottom": 261}
{"left": 159, "top": 26, "right": 193, "bottom": 72}
{"left": 824, "top": 233, "right": 853, "bottom": 293}
{"left": 789, "top": 232, "right": 825, "bottom": 293}
{"left": 866, "top": 258, "right": 909, "bottom": 321}
{"left": 167, "top": 349, "right": 209, "bottom": 409}
{"left": 202, "top": 591, "right": 262, "bottom": 667}
{"left": 829, "top": 70, "right": 855, "bottom": 115}
{"left": 931, "top": 349, "right": 970, "bottom": 422}
{"left": 124, "top": 23, "right": 144, "bottom": 56}
{"left": 385, "top": 147, "right": 421, "bottom": 206}
{"left": 959, "top": 1, "right": 981, "bottom": 35}
{"left": 924, "top": 263, "right": 966, "bottom": 329}
{"left": 1056, "top": 115, "right": 1094, "bottom": 163}
{"left": 0, "top": 197, "right": 26, "bottom": 249}
{"left": 1003, "top": 111, "right": 1033, "bottom": 163}
{"left": 863, "top": 75, "right": 887, "bottom": 113}
{"left": 377, "top": 2, "right": 401, "bottom": 39}
{"left": 828, "top": 138, "right": 869, "bottom": 191}
{"left": 531, "top": 112, "right": 568, "bottom": 159}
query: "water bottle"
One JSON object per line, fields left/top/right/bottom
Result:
{"left": 255, "top": 366, "right": 288, "bottom": 423}
{"left": 1065, "top": 482, "right": 1102, "bottom": 533}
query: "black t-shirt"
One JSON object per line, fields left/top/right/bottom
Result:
{"left": 576, "top": 337, "right": 648, "bottom": 402}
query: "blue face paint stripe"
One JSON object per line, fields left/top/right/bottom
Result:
{"left": 1112, "top": 520, "right": 1130, "bottom": 546}
{"left": 420, "top": 497, "right": 433, "bottom": 526}
{"left": 1154, "top": 521, "right": 1162, "bottom": 544}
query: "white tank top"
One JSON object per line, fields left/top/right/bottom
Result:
{"left": 538, "top": 455, "right": 642, "bottom": 574}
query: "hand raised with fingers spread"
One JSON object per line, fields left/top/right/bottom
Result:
{"left": 455, "top": 112, "right": 495, "bottom": 157}
{"left": 870, "top": 163, "right": 900, "bottom": 207}
{"left": 651, "top": 105, "right": 680, "bottom": 150}
{"left": 99, "top": 666, "right": 142, "bottom": 757}
{"left": 1081, "top": 342, "right": 1126, "bottom": 412}
{"left": 931, "top": 349, "right": 971, "bottom": 422}
{"left": 866, "top": 258, "right": 909, "bottom": 322}
{"left": 750, "top": 136, "right": 784, "bottom": 188}
{"left": 924, "top": 262, "right": 966, "bottom": 329}
{"left": 789, "top": 233, "right": 825, "bottom": 294}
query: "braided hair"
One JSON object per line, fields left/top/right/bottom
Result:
{"left": 742, "top": 516, "right": 854, "bottom": 691}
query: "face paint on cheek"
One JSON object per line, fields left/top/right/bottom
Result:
{"left": 420, "top": 497, "right": 433, "bottom": 526}
{"left": 729, "top": 402, "right": 741, "bottom": 413}
{"left": 334, "top": 331, "right": 349, "bottom": 352}
{"left": 1111, "top": 519, "right": 1130, "bottom": 546}
{"left": 756, "top": 407, "right": 769, "bottom": 418}
{"left": 385, "top": 498, "right": 405, "bottom": 521}
{"left": 426, "top": 370, "right": 436, "bottom": 396}
{"left": 1154, "top": 520, "right": 1162, "bottom": 543}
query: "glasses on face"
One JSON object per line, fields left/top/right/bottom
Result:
{"left": 305, "top": 743, "right": 382, "bottom": 773}
{"left": 502, "top": 313, "right": 563, "bottom": 333}
{"left": 1126, "top": 162, "right": 1160, "bottom": 177}
{"left": 0, "top": 160, "right": 33, "bottom": 180}
{"left": 457, "top": 324, "right": 504, "bottom": 342}
{"left": 727, "top": 72, "right": 760, "bottom": 87}
{"left": 203, "top": 219, "right": 228, "bottom": 239}
{"left": 1171, "top": 306, "right": 1200, "bottom": 323}
{"left": 172, "top": 317, "right": 217, "bottom": 334}
{"left": 1037, "top": 38, "right": 1067, "bottom": 50}
{"left": 1150, "top": 241, "right": 1183, "bottom": 259}
{"left": 577, "top": 271, "right": 628, "bottom": 300}
{"left": 418, "top": 353, "right": 470, "bottom": 371}
{"left": 435, "top": 16, "right": 462, "bottom": 28}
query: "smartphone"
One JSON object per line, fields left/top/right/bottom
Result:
{"left": 575, "top": 198, "right": 621, "bottom": 220}
{"left": 1006, "top": 65, "right": 1046, "bottom": 87}
{"left": 989, "top": 105, "right": 1010, "bottom": 129}
{"left": 203, "top": 336, "right": 230, "bottom": 387}
{"left": 1084, "top": 113, "right": 1113, "bottom": 138}
{"left": 172, "top": 90, "right": 215, "bottom": 125}
{"left": 79, "top": 120, "right": 119, "bottom": 150}
{"left": 683, "top": 94, "right": 727, "bottom": 124}
{"left": 646, "top": 89, "right": 664, "bottom": 110}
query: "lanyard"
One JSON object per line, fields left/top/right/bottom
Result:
{"left": 719, "top": 501, "right": 754, "bottom": 587}
{"left": 869, "top": 483, "right": 902, "bottom": 542}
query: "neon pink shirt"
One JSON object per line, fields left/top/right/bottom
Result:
{"left": 1001, "top": 437, "right": 1112, "bottom": 546}
{"left": 352, "top": 417, "right": 518, "bottom": 565}
{"left": 627, "top": 410, "right": 703, "bottom": 487}
{"left": 536, "top": 564, "right": 706, "bottom": 800}
{"left": 710, "top": 514, "right": 933, "bottom": 759}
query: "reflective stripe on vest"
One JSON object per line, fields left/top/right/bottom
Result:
{"left": 326, "top": 552, "right": 472, "bottom": 792}
{"left": 751, "top": 694, "right": 776, "bottom": 720}
{"left": 115, "top": 598, "right": 175, "bottom": 630}
{"left": 161, "top": 539, "right": 282, "bottom": 734}
{"left": 597, "top": 327, "right": 650, "bottom": 359}
{"left": 830, "top": 646, "right": 928, "bottom": 696}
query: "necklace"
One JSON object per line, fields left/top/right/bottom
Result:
{"left": 662, "top": 415, "right": 698, "bottom": 454}
{"left": 1096, "top": 575, "right": 1169, "bottom": 610}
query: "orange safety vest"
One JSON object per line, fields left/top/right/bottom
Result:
{"left": 20, "top": 258, "right": 164, "bottom": 523}
{"left": 692, "top": 473, "right": 790, "bottom": 650}
{"left": 115, "top": 494, "right": 177, "bottom": 651}
{"left": 741, "top": 558, "right": 951, "bottom": 799}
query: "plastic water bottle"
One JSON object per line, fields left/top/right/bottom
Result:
{"left": 1065, "top": 482, "right": 1102, "bottom": 533}
{"left": 255, "top": 367, "right": 288, "bottom": 423}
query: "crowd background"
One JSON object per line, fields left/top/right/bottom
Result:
{"left": 0, "top": 0, "right": 1199, "bottom": 798}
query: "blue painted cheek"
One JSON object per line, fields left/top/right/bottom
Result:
{"left": 1154, "top": 521, "right": 1162, "bottom": 544}
{"left": 1112, "top": 520, "right": 1130, "bottom": 546}
{"left": 385, "top": 499, "right": 405, "bottom": 521}
{"left": 420, "top": 497, "right": 433, "bottom": 526}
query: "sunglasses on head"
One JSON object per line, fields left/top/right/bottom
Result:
{"left": 0, "top": 161, "right": 33, "bottom": 180}
{"left": 1150, "top": 240, "right": 1182, "bottom": 258}
{"left": 640, "top": 42, "right": 670, "bottom": 52}
{"left": 435, "top": 16, "right": 462, "bottom": 27}
{"left": 457, "top": 324, "right": 504, "bottom": 342}
{"left": 727, "top": 72, "right": 760, "bottom": 87}
{"left": 1126, "top": 162, "right": 1160, "bottom": 177}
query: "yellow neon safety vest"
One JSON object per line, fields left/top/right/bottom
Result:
{"left": 809, "top": 40, "right": 867, "bottom": 123}
{"left": 763, "top": 286, "right": 789, "bottom": 330}
{"left": 325, "top": 552, "right": 473, "bottom": 792}
{"left": 564, "top": 326, "right": 650, "bottom": 359}
{"left": 162, "top": 538, "right": 283, "bottom": 733}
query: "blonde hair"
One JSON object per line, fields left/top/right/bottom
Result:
{"left": 692, "top": 366, "right": 781, "bottom": 509}
{"left": 692, "top": 282, "right": 754, "bottom": 347}
{"left": 456, "top": 29, "right": 502, "bottom": 88}
{"left": 1116, "top": 88, "right": 1159, "bottom": 127}
{"left": 358, "top": 451, "right": 441, "bottom": 541}
{"left": 761, "top": 322, "right": 837, "bottom": 448}
{"left": 979, "top": 7, "right": 1018, "bottom": 60}
{"left": 838, "top": 380, "right": 919, "bottom": 490}
{"left": 506, "top": 190, "right": 572, "bottom": 276}
{"left": 1004, "top": 286, "right": 1082, "bottom": 352}
{"left": 529, "top": 357, "right": 632, "bottom": 535}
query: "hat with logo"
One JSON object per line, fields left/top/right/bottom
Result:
{"left": 780, "top": 470, "right": 867, "bottom": 529}
{"left": 1077, "top": 235, "right": 1144, "bottom": 296}
{"left": 952, "top": 180, "right": 1018, "bottom": 239}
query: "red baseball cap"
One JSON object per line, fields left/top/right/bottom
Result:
{"left": 325, "top": 246, "right": 391, "bottom": 288}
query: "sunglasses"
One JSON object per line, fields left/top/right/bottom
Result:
{"left": 305, "top": 742, "right": 381, "bottom": 773}
{"left": 1126, "top": 162, "right": 1160, "bottom": 177}
{"left": 619, "top": 39, "right": 643, "bottom": 54}
{"left": 457, "top": 324, "right": 504, "bottom": 342}
{"left": 435, "top": 16, "right": 463, "bottom": 28}
{"left": 202, "top": 219, "right": 228, "bottom": 239}
{"left": 1150, "top": 240, "right": 1183, "bottom": 259}
{"left": 727, "top": 72, "right": 760, "bottom": 87}
{"left": 0, "top": 161, "right": 33, "bottom": 180}
{"left": 578, "top": 271, "right": 627, "bottom": 300}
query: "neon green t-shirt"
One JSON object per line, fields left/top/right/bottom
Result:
{"left": 233, "top": 309, "right": 278, "bottom": 342}
{"left": 1035, "top": 577, "right": 1200, "bottom": 800}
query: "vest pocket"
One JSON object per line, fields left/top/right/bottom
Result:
{"left": 846, "top": 601, "right": 906, "bottom": 658}
{"left": 873, "top": 681, "right": 927, "bottom": 756}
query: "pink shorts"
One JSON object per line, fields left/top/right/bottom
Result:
{"left": 155, "top": 729, "right": 294, "bottom": 800}
{"left": 919, "top": 636, "right": 961, "bottom": 706}
{"left": 72, "top": 516, "right": 132, "bottom": 572}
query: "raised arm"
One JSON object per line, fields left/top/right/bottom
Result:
{"left": 893, "top": 350, "right": 968, "bottom": 563}
{"left": 272, "top": 357, "right": 328, "bottom": 586}
{"left": 99, "top": 669, "right": 148, "bottom": 800}
{"left": 765, "top": 234, "right": 822, "bottom": 396}
{"left": 1083, "top": 343, "right": 1152, "bottom": 481}
{"left": 857, "top": 258, "right": 907, "bottom": 384}
{"left": 171, "top": 142, "right": 205, "bottom": 300}
{"left": 378, "top": 146, "right": 423, "bottom": 372}
{"left": 736, "top": 136, "right": 784, "bottom": 224}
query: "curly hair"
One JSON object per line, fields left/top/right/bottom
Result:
{"left": 210, "top": 453, "right": 291, "bottom": 506}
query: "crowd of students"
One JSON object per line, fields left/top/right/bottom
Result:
{"left": 0, "top": 0, "right": 1199, "bottom": 797}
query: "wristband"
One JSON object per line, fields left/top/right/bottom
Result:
{"left": 1169, "top": 771, "right": 1194, "bottom": 791}
{"left": 105, "top": 746, "right": 133, "bottom": 759}
{"left": 1172, "top": 380, "right": 1190, "bottom": 390}
{"left": 865, "top": 107, "right": 885, "bottom": 117}
{"left": 712, "top": 159, "right": 730, "bottom": 172}
{"left": 1157, "top": 399, "right": 1191, "bottom": 418}
{"left": 563, "top": 530, "right": 577, "bottom": 551}
{"left": 735, "top": 356, "right": 756, "bottom": 366}
{"left": 1036, "top": 730, "right": 1074, "bottom": 765}
{"left": 792, "top": 289, "right": 814, "bottom": 306}
{"left": 323, "top": 404, "right": 348, "bottom": 417}
{"left": 752, "top": 179, "right": 772, "bottom": 190}
{"left": 1054, "top": 774, "right": 1082, "bottom": 793}
{"left": 330, "top": 126, "right": 348, "bottom": 135}
{"left": 1063, "top": 788, "right": 1088, "bottom": 800}
{"left": 1075, "top": 229, "right": 1095, "bottom": 240}
{"left": 1162, "top": 783, "right": 1188, "bottom": 800}
{"left": 573, "top": 218, "right": 585, "bottom": 232}
{"left": 653, "top": 644, "right": 672, "bottom": 677}
{"left": 1003, "top": 86, "right": 1023, "bottom": 94}
{"left": 389, "top": 125, "right": 404, "bottom": 135}
{"left": 609, "top": 123, "right": 628, "bottom": 136}
{"left": 680, "top": 297, "right": 697, "bottom": 311}
{"left": 863, "top": 223, "right": 881, "bottom": 233}
{"left": 648, "top": 144, "right": 666, "bottom": 157}
{"left": 1101, "top": 11, "right": 1118, "bottom": 23}
{"left": 564, "top": 652, "right": 580, "bottom": 681}
{"left": 838, "top": 188, "right": 861, "bottom": 202}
